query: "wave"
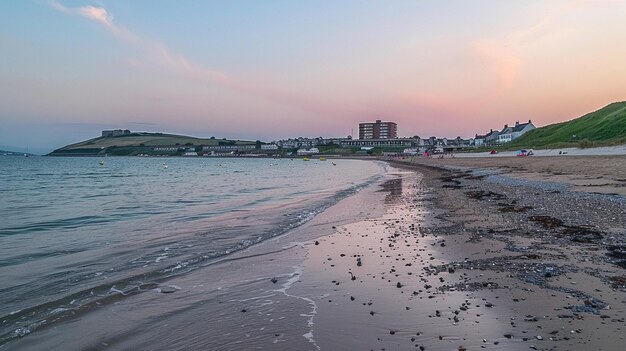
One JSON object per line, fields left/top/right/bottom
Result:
{"left": 0, "top": 166, "right": 385, "bottom": 347}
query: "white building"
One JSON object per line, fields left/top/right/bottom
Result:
{"left": 261, "top": 144, "right": 279, "bottom": 150}
{"left": 497, "top": 120, "right": 535, "bottom": 144}
{"left": 297, "top": 148, "right": 320, "bottom": 156}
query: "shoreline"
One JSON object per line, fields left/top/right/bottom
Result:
{"left": 3, "top": 161, "right": 393, "bottom": 351}
{"left": 288, "top": 157, "right": 625, "bottom": 350}
{"left": 5, "top": 157, "right": 625, "bottom": 350}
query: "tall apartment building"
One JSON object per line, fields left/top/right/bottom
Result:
{"left": 358, "top": 120, "right": 397, "bottom": 139}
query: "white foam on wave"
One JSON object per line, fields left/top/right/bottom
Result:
{"left": 276, "top": 265, "right": 320, "bottom": 350}
{"left": 233, "top": 293, "right": 276, "bottom": 303}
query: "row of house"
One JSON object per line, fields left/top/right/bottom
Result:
{"left": 474, "top": 120, "right": 535, "bottom": 147}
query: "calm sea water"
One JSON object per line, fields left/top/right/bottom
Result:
{"left": 0, "top": 156, "right": 385, "bottom": 346}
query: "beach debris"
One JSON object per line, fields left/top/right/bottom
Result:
{"left": 159, "top": 285, "right": 180, "bottom": 294}
{"left": 270, "top": 277, "right": 278, "bottom": 284}
{"left": 528, "top": 215, "right": 563, "bottom": 228}
{"left": 14, "top": 328, "right": 31, "bottom": 337}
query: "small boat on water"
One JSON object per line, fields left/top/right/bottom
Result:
{"left": 99, "top": 160, "right": 104, "bottom": 166}
{"left": 319, "top": 157, "right": 327, "bottom": 161}
{"left": 303, "top": 157, "right": 310, "bottom": 161}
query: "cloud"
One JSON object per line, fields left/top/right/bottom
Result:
{"left": 49, "top": 1, "right": 360, "bottom": 120}
{"left": 470, "top": 0, "right": 596, "bottom": 92}
{"left": 77, "top": 6, "right": 113, "bottom": 26}
{"left": 472, "top": 39, "right": 522, "bottom": 90}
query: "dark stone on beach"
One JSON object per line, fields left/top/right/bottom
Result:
{"left": 485, "top": 302, "right": 493, "bottom": 308}
{"left": 271, "top": 277, "right": 278, "bottom": 284}
{"left": 607, "top": 245, "right": 626, "bottom": 259}
{"left": 563, "top": 226, "right": 604, "bottom": 243}
{"left": 528, "top": 215, "right": 563, "bottom": 228}
{"left": 370, "top": 311, "right": 375, "bottom": 316}
{"left": 389, "top": 330, "right": 396, "bottom": 335}
{"left": 609, "top": 276, "right": 626, "bottom": 288}
{"left": 424, "top": 284, "right": 432, "bottom": 289}
{"left": 350, "top": 296, "right": 355, "bottom": 301}
{"left": 504, "top": 333, "right": 513, "bottom": 339}
{"left": 160, "top": 286, "right": 178, "bottom": 294}
{"left": 315, "top": 241, "right": 319, "bottom": 245}
{"left": 397, "top": 282, "right": 403, "bottom": 288}
{"left": 241, "top": 309, "right": 247, "bottom": 313}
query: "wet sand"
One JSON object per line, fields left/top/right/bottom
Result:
{"left": 5, "top": 167, "right": 391, "bottom": 351}
{"left": 287, "top": 157, "right": 625, "bottom": 350}
{"left": 6, "top": 159, "right": 625, "bottom": 350}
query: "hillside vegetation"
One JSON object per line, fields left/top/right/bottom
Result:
{"left": 507, "top": 102, "right": 626, "bottom": 149}
{"left": 49, "top": 132, "right": 257, "bottom": 156}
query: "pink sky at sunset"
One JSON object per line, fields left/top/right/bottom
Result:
{"left": 1, "top": 1, "right": 625, "bottom": 150}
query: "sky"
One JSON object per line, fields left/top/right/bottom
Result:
{"left": 1, "top": 0, "right": 626, "bottom": 152}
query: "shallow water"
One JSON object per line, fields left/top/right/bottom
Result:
{"left": 0, "top": 156, "right": 385, "bottom": 347}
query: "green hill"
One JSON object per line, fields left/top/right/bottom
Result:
{"left": 507, "top": 101, "right": 626, "bottom": 149}
{"left": 49, "top": 132, "right": 258, "bottom": 156}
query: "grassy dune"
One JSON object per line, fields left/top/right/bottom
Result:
{"left": 507, "top": 102, "right": 626, "bottom": 149}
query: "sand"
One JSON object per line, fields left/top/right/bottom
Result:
{"left": 289, "top": 163, "right": 625, "bottom": 350}
{"left": 6, "top": 158, "right": 624, "bottom": 350}
{"left": 455, "top": 145, "right": 626, "bottom": 157}
{"left": 399, "top": 155, "right": 626, "bottom": 197}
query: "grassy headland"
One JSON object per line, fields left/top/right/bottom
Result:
{"left": 48, "top": 132, "right": 257, "bottom": 156}
{"left": 504, "top": 101, "right": 626, "bottom": 150}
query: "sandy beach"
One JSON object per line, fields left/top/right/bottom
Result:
{"left": 6, "top": 157, "right": 625, "bottom": 350}
{"left": 284, "top": 156, "right": 625, "bottom": 350}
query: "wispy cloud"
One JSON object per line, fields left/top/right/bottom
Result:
{"left": 471, "top": 39, "right": 522, "bottom": 90}
{"left": 49, "top": 1, "right": 362, "bottom": 119}
{"left": 470, "top": 0, "right": 598, "bottom": 92}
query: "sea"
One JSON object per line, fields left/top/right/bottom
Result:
{"left": 0, "top": 156, "right": 386, "bottom": 349}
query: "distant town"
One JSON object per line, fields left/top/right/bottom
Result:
{"left": 83, "top": 118, "right": 535, "bottom": 158}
